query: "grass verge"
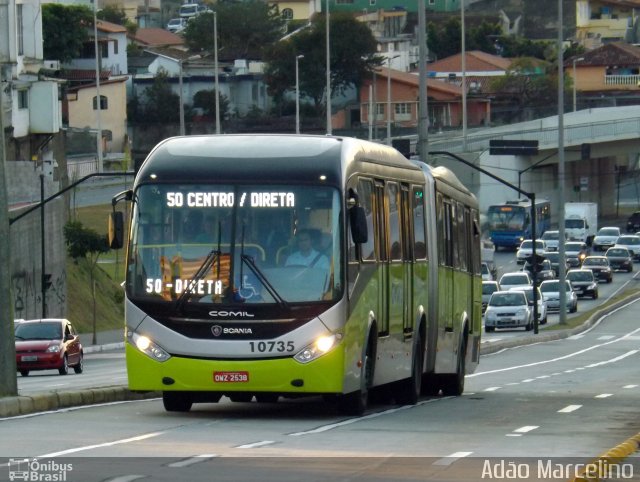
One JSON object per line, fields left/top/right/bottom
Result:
{"left": 66, "top": 204, "right": 128, "bottom": 334}
{"left": 540, "top": 287, "right": 640, "bottom": 331}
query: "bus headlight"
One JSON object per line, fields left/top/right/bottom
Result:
{"left": 294, "top": 334, "right": 339, "bottom": 364}
{"left": 128, "top": 331, "right": 171, "bottom": 362}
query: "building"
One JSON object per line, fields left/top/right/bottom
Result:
{"left": 576, "top": 0, "right": 640, "bottom": 49}
{"left": 569, "top": 42, "right": 640, "bottom": 108}
{"left": 1, "top": 0, "right": 68, "bottom": 319}
{"left": 359, "top": 68, "right": 491, "bottom": 133}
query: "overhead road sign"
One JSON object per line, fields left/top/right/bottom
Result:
{"left": 489, "top": 140, "right": 539, "bottom": 156}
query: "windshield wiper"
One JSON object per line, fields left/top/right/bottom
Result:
{"left": 175, "top": 249, "right": 220, "bottom": 312}
{"left": 240, "top": 254, "right": 288, "bottom": 308}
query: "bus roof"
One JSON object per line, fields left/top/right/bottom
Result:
{"left": 136, "top": 135, "right": 419, "bottom": 186}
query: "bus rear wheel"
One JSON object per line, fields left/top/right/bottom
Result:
{"left": 441, "top": 336, "right": 466, "bottom": 396}
{"left": 395, "top": 337, "right": 424, "bottom": 405}
{"left": 163, "top": 391, "right": 193, "bottom": 412}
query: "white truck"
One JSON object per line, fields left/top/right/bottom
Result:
{"left": 564, "top": 202, "right": 598, "bottom": 244}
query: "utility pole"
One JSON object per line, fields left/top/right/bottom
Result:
{"left": 0, "top": 70, "right": 18, "bottom": 397}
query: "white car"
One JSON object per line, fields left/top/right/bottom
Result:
{"left": 509, "top": 286, "right": 548, "bottom": 325}
{"left": 541, "top": 230, "right": 565, "bottom": 251}
{"left": 516, "top": 239, "right": 547, "bottom": 264}
{"left": 613, "top": 234, "right": 640, "bottom": 260}
{"left": 592, "top": 226, "right": 621, "bottom": 252}
{"left": 166, "top": 17, "right": 186, "bottom": 32}
{"left": 484, "top": 290, "right": 533, "bottom": 332}
{"left": 498, "top": 271, "right": 532, "bottom": 291}
{"left": 539, "top": 279, "right": 578, "bottom": 313}
{"left": 482, "top": 280, "right": 500, "bottom": 313}
{"left": 481, "top": 262, "right": 494, "bottom": 281}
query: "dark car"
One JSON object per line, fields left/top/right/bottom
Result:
{"left": 564, "top": 241, "right": 589, "bottom": 268}
{"left": 543, "top": 251, "right": 569, "bottom": 277}
{"left": 566, "top": 269, "right": 598, "bottom": 299}
{"left": 581, "top": 256, "right": 613, "bottom": 283}
{"left": 626, "top": 211, "right": 640, "bottom": 233}
{"left": 522, "top": 258, "right": 555, "bottom": 281}
{"left": 14, "top": 319, "right": 84, "bottom": 377}
{"left": 605, "top": 247, "right": 634, "bottom": 273}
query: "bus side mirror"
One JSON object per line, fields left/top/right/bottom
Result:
{"left": 109, "top": 211, "right": 124, "bottom": 249}
{"left": 349, "top": 206, "right": 368, "bottom": 244}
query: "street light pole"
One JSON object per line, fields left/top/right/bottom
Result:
{"left": 325, "top": 0, "right": 332, "bottom": 135}
{"left": 386, "top": 55, "right": 399, "bottom": 145}
{"left": 92, "top": 0, "right": 103, "bottom": 172}
{"left": 179, "top": 59, "right": 185, "bottom": 136}
{"left": 572, "top": 57, "right": 584, "bottom": 112}
{"left": 295, "top": 54, "right": 304, "bottom": 134}
{"left": 214, "top": 11, "right": 220, "bottom": 134}
{"left": 557, "top": 0, "right": 567, "bottom": 325}
{"left": 461, "top": 0, "right": 467, "bottom": 151}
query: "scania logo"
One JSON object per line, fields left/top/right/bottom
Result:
{"left": 208, "top": 310, "right": 255, "bottom": 318}
{"left": 211, "top": 325, "right": 253, "bottom": 336}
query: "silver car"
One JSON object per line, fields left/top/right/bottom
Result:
{"left": 482, "top": 280, "right": 500, "bottom": 314}
{"left": 509, "top": 286, "right": 548, "bottom": 325}
{"left": 539, "top": 279, "right": 578, "bottom": 313}
{"left": 484, "top": 290, "right": 533, "bottom": 332}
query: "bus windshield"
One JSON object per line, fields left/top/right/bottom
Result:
{"left": 127, "top": 184, "right": 342, "bottom": 305}
{"left": 487, "top": 206, "right": 526, "bottom": 230}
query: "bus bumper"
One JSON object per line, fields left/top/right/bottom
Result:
{"left": 125, "top": 342, "right": 346, "bottom": 394}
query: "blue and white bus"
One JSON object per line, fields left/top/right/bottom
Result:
{"left": 487, "top": 199, "right": 551, "bottom": 249}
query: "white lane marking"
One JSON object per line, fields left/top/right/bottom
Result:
{"left": 288, "top": 398, "right": 443, "bottom": 436}
{"left": 433, "top": 452, "right": 473, "bottom": 466}
{"left": 597, "top": 335, "right": 616, "bottom": 340}
{"left": 564, "top": 370, "right": 576, "bottom": 373}
{"left": 623, "top": 385, "right": 638, "bottom": 389}
{"left": 558, "top": 405, "right": 582, "bottom": 413}
{"left": 168, "top": 454, "right": 218, "bottom": 467}
{"left": 514, "top": 426, "right": 539, "bottom": 433}
{"left": 506, "top": 434, "right": 522, "bottom": 437}
{"left": 567, "top": 334, "right": 584, "bottom": 340}
{"left": 584, "top": 350, "right": 638, "bottom": 368}
{"left": 235, "top": 441, "right": 275, "bottom": 449}
{"left": 470, "top": 326, "right": 640, "bottom": 377}
{"left": 595, "top": 393, "right": 613, "bottom": 399}
{"left": 0, "top": 398, "right": 159, "bottom": 422}
{"left": 521, "top": 378, "right": 534, "bottom": 383}
{"left": 39, "top": 431, "right": 164, "bottom": 457}
{"left": 484, "top": 387, "right": 501, "bottom": 392}
{"left": 536, "top": 375, "right": 550, "bottom": 379}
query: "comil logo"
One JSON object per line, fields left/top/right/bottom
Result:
{"left": 208, "top": 310, "right": 255, "bottom": 318}
{"left": 8, "top": 458, "right": 73, "bottom": 481}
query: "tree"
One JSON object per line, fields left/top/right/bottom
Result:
{"left": 96, "top": 5, "right": 127, "bottom": 26}
{"left": 183, "top": 1, "right": 285, "bottom": 59}
{"left": 489, "top": 57, "right": 570, "bottom": 123}
{"left": 63, "top": 221, "right": 109, "bottom": 345}
{"left": 129, "top": 70, "right": 180, "bottom": 124}
{"left": 42, "top": 4, "right": 93, "bottom": 63}
{"left": 192, "top": 89, "right": 230, "bottom": 120}
{"left": 263, "top": 13, "right": 382, "bottom": 116}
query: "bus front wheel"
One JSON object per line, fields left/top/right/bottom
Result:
{"left": 163, "top": 391, "right": 193, "bottom": 412}
{"left": 339, "top": 334, "right": 375, "bottom": 416}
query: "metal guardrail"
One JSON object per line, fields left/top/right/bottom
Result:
{"left": 421, "top": 115, "right": 640, "bottom": 154}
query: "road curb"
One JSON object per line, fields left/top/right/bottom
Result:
{"left": 571, "top": 431, "right": 640, "bottom": 481}
{"left": 0, "top": 386, "right": 159, "bottom": 419}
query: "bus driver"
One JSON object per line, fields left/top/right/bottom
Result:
{"left": 285, "top": 229, "right": 329, "bottom": 270}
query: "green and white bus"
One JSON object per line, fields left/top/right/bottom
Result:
{"left": 109, "top": 134, "right": 482, "bottom": 414}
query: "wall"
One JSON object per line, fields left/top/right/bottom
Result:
{"left": 7, "top": 162, "right": 67, "bottom": 320}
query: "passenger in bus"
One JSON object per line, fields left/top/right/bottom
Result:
{"left": 285, "top": 229, "right": 329, "bottom": 270}
{"left": 183, "top": 211, "right": 204, "bottom": 242}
